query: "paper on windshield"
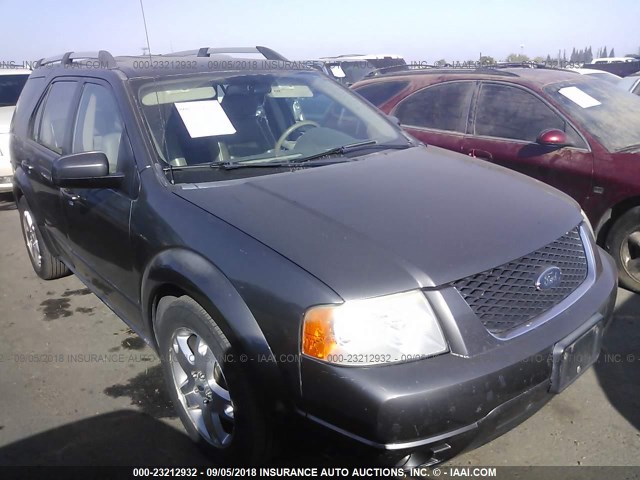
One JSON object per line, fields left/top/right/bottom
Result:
{"left": 329, "top": 65, "right": 346, "bottom": 78}
{"left": 175, "top": 100, "right": 236, "bottom": 138}
{"left": 558, "top": 87, "right": 601, "bottom": 109}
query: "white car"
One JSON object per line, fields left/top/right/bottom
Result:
{"left": 568, "top": 67, "right": 622, "bottom": 84}
{"left": 0, "top": 69, "right": 30, "bottom": 193}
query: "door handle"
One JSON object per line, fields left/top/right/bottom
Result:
{"left": 61, "top": 188, "right": 81, "bottom": 204}
{"left": 468, "top": 149, "right": 493, "bottom": 160}
{"left": 21, "top": 159, "right": 34, "bottom": 173}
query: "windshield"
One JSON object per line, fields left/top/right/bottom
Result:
{"left": 0, "top": 74, "right": 29, "bottom": 107}
{"left": 135, "top": 70, "right": 407, "bottom": 182}
{"left": 618, "top": 76, "right": 640, "bottom": 93}
{"left": 586, "top": 72, "right": 621, "bottom": 84}
{"left": 544, "top": 78, "right": 640, "bottom": 152}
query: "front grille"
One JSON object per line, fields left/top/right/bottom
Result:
{"left": 453, "top": 227, "right": 588, "bottom": 336}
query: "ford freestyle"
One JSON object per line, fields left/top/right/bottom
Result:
{"left": 10, "top": 48, "right": 617, "bottom": 467}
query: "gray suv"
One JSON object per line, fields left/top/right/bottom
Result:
{"left": 9, "top": 47, "right": 617, "bottom": 467}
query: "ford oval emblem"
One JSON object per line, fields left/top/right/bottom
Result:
{"left": 535, "top": 266, "right": 562, "bottom": 291}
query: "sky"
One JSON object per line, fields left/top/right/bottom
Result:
{"left": 1, "top": 0, "right": 639, "bottom": 64}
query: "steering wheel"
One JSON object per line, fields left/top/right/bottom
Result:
{"left": 275, "top": 121, "right": 320, "bottom": 153}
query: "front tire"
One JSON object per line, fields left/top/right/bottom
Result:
{"left": 155, "top": 296, "right": 274, "bottom": 465}
{"left": 606, "top": 206, "right": 640, "bottom": 293}
{"left": 18, "top": 196, "right": 70, "bottom": 280}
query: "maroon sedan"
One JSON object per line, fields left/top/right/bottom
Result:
{"left": 353, "top": 69, "right": 640, "bottom": 292}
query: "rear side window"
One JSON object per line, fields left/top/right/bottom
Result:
{"left": 354, "top": 81, "right": 409, "bottom": 106}
{"left": 474, "top": 83, "right": 582, "bottom": 145}
{"left": 34, "top": 81, "right": 78, "bottom": 154}
{"left": 394, "top": 82, "right": 474, "bottom": 133}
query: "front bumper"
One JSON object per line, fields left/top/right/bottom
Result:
{"left": 298, "top": 246, "right": 617, "bottom": 464}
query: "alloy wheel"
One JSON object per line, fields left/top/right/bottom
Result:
{"left": 22, "top": 210, "right": 41, "bottom": 269}
{"left": 169, "top": 327, "right": 234, "bottom": 448}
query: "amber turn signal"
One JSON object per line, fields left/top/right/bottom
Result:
{"left": 302, "top": 306, "right": 337, "bottom": 360}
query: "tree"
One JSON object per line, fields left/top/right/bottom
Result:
{"left": 479, "top": 55, "right": 495, "bottom": 65}
{"left": 506, "top": 53, "right": 530, "bottom": 63}
{"left": 586, "top": 46, "right": 593, "bottom": 63}
{"left": 435, "top": 59, "right": 447, "bottom": 67}
{"left": 602, "top": 46, "right": 608, "bottom": 58}
{"left": 570, "top": 47, "right": 576, "bottom": 63}
{"left": 533, "top": 56, "right": 545, "bottom": 63}
{"left": 610, "top": 48, "right": 616, "bottom": 57}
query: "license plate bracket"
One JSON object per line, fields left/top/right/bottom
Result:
{"left": 549, "top": 313, "right": 604, "bottom": 393}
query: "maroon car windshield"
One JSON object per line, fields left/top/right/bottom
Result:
{"left": 544, "top": 79, "right": 640, "bottom": 152}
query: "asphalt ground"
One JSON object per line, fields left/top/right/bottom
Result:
{"left": 0, "top": 191, "right": 638, "bottom": 470}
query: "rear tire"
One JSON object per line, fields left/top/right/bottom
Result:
{"left": 18, "top": 196, "right": 70, "bottom": 280}
{"left": 155, "top": 296, "right": 274, "bottom": 465}
{"left": 606, "top": 206, "right": 640, "bottom": 293}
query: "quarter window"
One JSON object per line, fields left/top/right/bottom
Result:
{"left": 35, "top": 81, "right": 78, "bottom": 154}
{"left": 394, "top": 82, "right": 474, "bottom": 133}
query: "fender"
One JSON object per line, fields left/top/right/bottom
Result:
{"left": 141, "top": 247, "right": 291, "bottom": 413}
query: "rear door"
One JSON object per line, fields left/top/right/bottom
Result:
{"left": 61, "top": 79, "right": 139, "bottom": 323}
{"left": 24, "top": 79, "right": 80, "bottom": 257}
{"left": 464, "top": 82, "right": 594, "bottom": 205}
{"left": 391, "top": 81, "right": 475, "bottom": 153}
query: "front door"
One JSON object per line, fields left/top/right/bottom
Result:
{"left": 464, "top": 82, "right": 594, "bottom": 206}
{"left": 60, "top": 80, "right": 140, "bottom": 324}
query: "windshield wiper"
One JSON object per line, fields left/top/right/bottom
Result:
{"left": 161, "top": 158, "right": 346, "bottom": 172}
{"left": 296, "top": 140, "right": 412, "bottom": 163}
{"left": 161, "top": 141, "right": 414, "bottom": 173}
{"left": 218, "top": 158, "right": 349, "bottom": 170}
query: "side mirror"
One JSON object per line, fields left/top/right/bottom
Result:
{"left": 536, "top": 129, "right": 571, "bottom": 147}
{"left": 52, "top": 151, "right": 124, "bottom": 189}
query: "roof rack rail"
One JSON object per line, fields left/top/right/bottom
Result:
{"left": 365, "top": 64, "right": 433, "bottom": 78}
{"left": 166, "top": 46, "right": 288, "bottom": 62}
{"left": 35, "top": 50, "right": 117, "bottom": 69}
{"left": 372, "top": 67, "right": 519, "bottom": 79}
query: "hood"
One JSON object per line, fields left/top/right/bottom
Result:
{"left": 0, "top": 106, "right": 16, "bottom": 134}
{"left": 176, "top": 146, "right": 582, "bottom": 300}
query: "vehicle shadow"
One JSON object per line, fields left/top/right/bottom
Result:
{"left": 593, "top": 289, "right": 640, "bottom": 431}
{"left": 1, "top": 363, "right": 364, "bottom": 467}
{"left": 0, "top": 410, "right": 212, "bottom": 466}
{"left": 0, "top": 408, "right": 366, "bottom": 467}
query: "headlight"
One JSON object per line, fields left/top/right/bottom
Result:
{"left": 302, "top": 290, "right": 448, "bottom": 366}
{"left": 581, "top": 209, "right": 595, "bottom": 238}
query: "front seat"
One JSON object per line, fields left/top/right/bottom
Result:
{"left": 164, "top": 106, "right": 228, "bottom": 166}
{"left": 220, "top": 92, "right": 273, "bottom": 157}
